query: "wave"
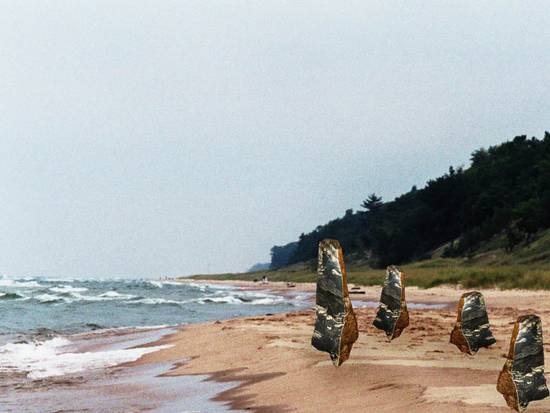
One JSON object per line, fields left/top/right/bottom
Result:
{"left": 72, "top": 324, "right": 178, "bottom": 337}
{"left": 199, "top": 296, "right": 246, "bottom": 304}
{"left": 29, "top": 292, "right": 291, "bottom": 307}
{"left": 67, "top": 291, "right": 137, "bottom": 302}
{"left": 49, "top": 285, "right": 88, "bottom": 293}
{"left": 30, "top": 290, "right": 146, "bottom": 304}
{"left": 0, "top": 336, "right": 172, "bottom": 380}
{"left": 35, "top": 293, "right": 67, "bottom": 304}
{"left": 33, "top": 292, "right": 128, "bottom": 304}
{"left": 196, "top": 290, "right": 288, "bottom": 306}
{"left": 143, "top": 280, "right": 190, "bottom": 288}
{"left": 0, "top": 292, "right": 24, "bottom": 300}
{"left": 0, "top": 275, "right": 302, "bottom": 313}
{"left": 128, "top": 297, "right": 184, "bottom": 306}
{"left": 160, "top": 281, "right": 186, "bottom": 286}
{"left": 30, "top": 291, "right": 173, "bottom": 305}
{"left": 98, "top": 291, "right": 135, "bottom": 299}
{"left": 40, "top": 277, "right": 76, "bottom": 283}
{"left": 202, "top": 283, "right": 236, "bottom": 290}
{"left": 198, "top": 296, "right": 287, "bottom": 305}
{"left": 0, "top": 279, "right": 45, "bottom": 289}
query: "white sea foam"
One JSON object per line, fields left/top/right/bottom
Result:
{"left": 186, "top": 282, "right": 237, "bottom": 291}
{"left": 0, "top": 337, "right": 172, "bottom": 380}
{"left": 187, "top": 282, "right": 207, "bottom": 291}
{"left": 35, "top": 291, "right": 134, "bottom": 304}
{"left": 199, "top": 296, "right": 244, "bottom": 304}
{"left": 129, "top": 298, "right": 183, "bottom": 305}
{"left": 247, "top": 297, "right": 286, "bottom": 305}
{"left": 0, "top": 279, "right": 45, "bottom": 289}
{"left": 64, "top": 291, "right": 137, "bottom": 302}
{"left": 197, "top": 291, "right": 289, "bottom": 306}
{"left": 161, "top": 281, "right": 188, "bottom": 286}
{"left": 49, "top": 285, "right": 89, "bottom": 293}
{"left": 97, "top": 291, "right": 136, "bottom": 299}
{"left": 42, "top": 278, "right": 76, "bottom": 283}
{"left": 71, "top": 324, "right": 178, "bottom": 338}
{"left": 204, "top": 283, "right": 236, "bottom": 290}
{"left": 35, "top": 293, "right": 66, "bottom": 303}
{"left": 99, "top": 291, "right": 124, "bottom": 298}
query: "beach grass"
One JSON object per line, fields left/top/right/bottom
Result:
{"left": 190, "top": 258, "right": 550, "bottom": 290}
{"left": 190, "top": 233, "right": 550, "bottom": 290}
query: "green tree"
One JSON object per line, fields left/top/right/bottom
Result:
{"left": 361, "top": 193, "right": 383, "bottom": 213}
{"left": 271, "top": 133, "right": 550, "bottom": 269}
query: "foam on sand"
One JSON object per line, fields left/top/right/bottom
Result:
{"left": 0, "top": 336, "right": 172, "bottom": 380}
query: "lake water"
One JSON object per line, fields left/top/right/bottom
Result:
{"left": 0, "top": 276, "right": 310, "bottom": 412}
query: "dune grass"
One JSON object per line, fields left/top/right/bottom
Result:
{"left": 190, "top": 230, "right": 550, "bottom": 289}
{"left": 190, "top": 258, "right": 550, "bottom": 290}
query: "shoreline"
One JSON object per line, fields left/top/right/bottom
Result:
{"left": 0, "top": 280, "right": 308, "bottom": 413}
{"left": 136, "top": 279, "right": 550, "bottom": 412}
{"left": 0, "top": 324, "right": 246, "bottom": 413}
{"left": 4, "top": 279, "right": 550, "bottom": 412}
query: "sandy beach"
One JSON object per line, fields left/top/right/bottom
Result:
{"left": 134, "top": 280, "right": 550, "bottom": 413}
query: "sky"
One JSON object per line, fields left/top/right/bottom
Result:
{"left": 1, "top": 1, "right": 550, "bottom": 278}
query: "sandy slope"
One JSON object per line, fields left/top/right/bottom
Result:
{"left": 138, "top": 282, "right": 550, "bottom": 412}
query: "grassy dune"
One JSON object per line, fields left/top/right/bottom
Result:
{"left": 190, "top": 231, "right": 550, "bottom": 289}
{"left": 190, "top": 261, "right": 550, "bottom": 290}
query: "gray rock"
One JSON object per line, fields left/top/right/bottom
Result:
{"left": 311, "top": 239, "right": 358, "bottom": 366}
{"left": 450, "top": 291, "right": 496, "bottom": 354}
{"left": 497, "top": 314, "right": 549, "bottom": 411}
{"left": 373, "top": 266, "right": 409, "bottom": 340}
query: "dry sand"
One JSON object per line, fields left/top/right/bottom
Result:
{"left": 137, "top": 280, "right": 550, "bottom": 412}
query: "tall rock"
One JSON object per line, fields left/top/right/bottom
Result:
{"left": 450, "top": 291, "right": 496, "bottom": 354}
{"left": 373, "top": 266, "right": 409, "bottom": 340}
{"left": 497, "top": 315, "right": 549, "bottom": 411}
{"left": 311, "top": 239, "right": 358, "bottom": 366}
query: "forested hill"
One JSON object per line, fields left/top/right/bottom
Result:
{"left": 270, "top": 133, "right": 550, "bottom": 269}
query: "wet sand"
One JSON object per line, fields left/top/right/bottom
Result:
{"left": 6, "top": 280, "right": 549, "bottom": 412}
{"left": 137, "top": 281, "right": 550, "bottom": 413}
{"left": 0, "top": 326, "right": 243, "bottom": 413}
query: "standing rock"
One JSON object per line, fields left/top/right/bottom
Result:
{"left": 311, "top": 239, "right": 358, "bottom": 366}
{"left": 373, "top": 266, "right": 409, "bottom": 340}
{"left": 450, "top": 291, "right": 496, "bottom": 355}
{"left": 497, "top": 315, "right": 549, "bottom": 411}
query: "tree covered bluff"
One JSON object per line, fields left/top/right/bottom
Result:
{"left": 271, "top": 133, "right": 550, "bottom": 269}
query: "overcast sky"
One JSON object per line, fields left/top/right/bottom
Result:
{"left": 1, "top": 1, "right": 550, "bottom": 278}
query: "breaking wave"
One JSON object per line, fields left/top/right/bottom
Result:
{"left": 49, "top": 285, "right": 88, "bottom": 293}
{"left": 0, "top": 279, "right": 45, "bottom": 289}
{"left": 0, "top": 292, "right": 24, "bottom": 300}
{"left": 0, "top": 276, "right": 311, "bottom": 383}
{"left": 197, "top": 293, "right": 287, "bottom": 305}
{"left": 0, "top": 276, "right": 309, "bottom": 355}
{"left": 0, "top": 336, "right": 171, "bottom": 380}
{"left": 35, "top": 293, "right": 66, "bottom": 304}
